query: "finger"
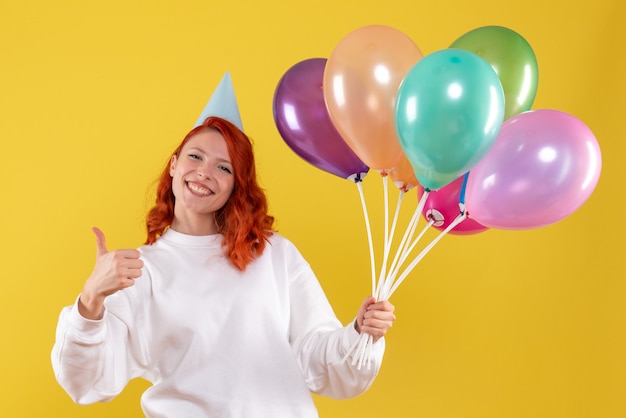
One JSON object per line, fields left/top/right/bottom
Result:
{"left": 92, "top": 227, "right": 108, "bottom": 257}
{"left": 118, "top": 277, "right": 138, "bottom": 289}
{"left": 364, "top": 308, "right": 396, "bottom": 321}
{"left": 114, "top": 249, "right": 143, "bottom": 261}
{"left": 123, "top": 259, "right": 144, "bottom": 278}
{"left": 363, "top": 315, "right": 395, "bottom": 328}
{"left": 126, "top": 269, "right": 143, "bottom": 279}
{"left": 367, "top": 300, "right": 395, "bottom": 313}
{"left": 123, "top": 257, "right": 144, "bottom": 269}
{"left": 110, "top": 251, "right": 143, "bottom": 277}
{"left": 359, "top": 323, "right": 388, "bottom": 341}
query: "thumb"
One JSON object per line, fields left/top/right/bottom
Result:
{"left": 91, "top": 227, "right": 108, "bottom": 257}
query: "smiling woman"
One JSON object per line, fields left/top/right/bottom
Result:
{"left": 50, "top": 76, "right": 396, "bottom": 418}
{"left": 147, "top": 117, "right": 271, "bottom": 270}
{"left": 169, "top": 128, "right": 238, "bottom": 236}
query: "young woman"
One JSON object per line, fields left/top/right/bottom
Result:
{"left": 51, "top": 116, "right": 396, "bottom": 417}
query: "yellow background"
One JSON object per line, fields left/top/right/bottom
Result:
{"left": 1, "top": 0, "right": 624, "bottom": 417}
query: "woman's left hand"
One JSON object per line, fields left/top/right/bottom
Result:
{"left": 355, "top": 296, "right": 396, "bottom": 343}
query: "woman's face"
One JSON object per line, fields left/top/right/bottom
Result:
{"left": 169, "top": 129, "right": 235, "bottom": 233}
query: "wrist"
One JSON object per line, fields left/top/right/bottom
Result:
{"left": 78, "top": 293, "right": 105, "bottom": 320}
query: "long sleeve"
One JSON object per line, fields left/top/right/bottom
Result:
{"left": 51, "top": 289, "right": 150, "bottom": 404}
{"left": 287, "top": 261, "right": 385, "bottom": 399}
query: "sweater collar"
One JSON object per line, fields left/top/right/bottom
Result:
{"left": 159, "top": 228, "right": 223, "bottom": 248}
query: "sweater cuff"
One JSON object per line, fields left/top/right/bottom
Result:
{"left": 66, "top": 295, "right": 107, "bottom": 341}
{"left": 341, "top": 319, "right": 385, "bottom": 361}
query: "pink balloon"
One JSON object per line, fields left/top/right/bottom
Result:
{"left": 464, "top": 109, "right": 602, "bottom": 229}
{"left": 418, "top": 175, "right": 489, "bottom": 235}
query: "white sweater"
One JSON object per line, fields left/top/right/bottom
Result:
{"left": 51, "top": 229, "right": 384, "bottom": 417}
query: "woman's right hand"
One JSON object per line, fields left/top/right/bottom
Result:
{"left": 78, "top": 227, "right": 144, "bottom": 320}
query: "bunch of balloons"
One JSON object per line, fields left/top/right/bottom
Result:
{"left": 273, "top": 24, "right": 602, "bottom": 368}
{"left": 273, "top": 24, "right": 602, "bottom": 234}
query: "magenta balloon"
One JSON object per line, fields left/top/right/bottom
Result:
{"left": 273, "top": 58, "right": 369, "bottom": 180}
{"left": 418, "top": 175, "right": 489, "bottom": 235}
{"left": 465, "top": 109, "right": 602, "bottom": 229}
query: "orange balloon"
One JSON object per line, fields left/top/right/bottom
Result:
{"left": 323, "top": 25, "right": 423, "bottom": 172}
{"left": 389, "top": 154, "right": 419, "bottom": 192}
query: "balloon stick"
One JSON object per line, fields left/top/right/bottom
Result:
{"left": 387, "top": 211, "right": 467, "bottom": 298}
{"left": 375, "top": 190, "right": 405, "bottom": 299}
{"left": 355, "top": 181, "right": 376, "bottom": 296}
{"left": 379, "top": 191, "right": 430, "bottom": 299}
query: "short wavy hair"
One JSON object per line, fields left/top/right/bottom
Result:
{"left": 145, "top": 116, "right": 275, "bottom": 271}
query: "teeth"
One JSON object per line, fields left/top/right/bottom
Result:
{"left": 187, "top": 182, "right": 211, "bottom": 196}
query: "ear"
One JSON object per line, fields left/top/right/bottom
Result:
{"left": 169, "top": 155, "right": 177, "bottom": 177}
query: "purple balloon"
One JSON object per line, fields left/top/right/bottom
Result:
{"left": 273, "top": 58, "right": 369, "bottom": 180}
{"left": 464, "top": 109, "right": 602, "bottom": 229}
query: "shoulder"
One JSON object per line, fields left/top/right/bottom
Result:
{"left": 266, "top": 232, "right": 300, "bottom": 254}
{"left": 262, "top": 232, "right": 309, "bottom": 266}
{"left": 252, "top": 233, "right": 316, "bottom": 285}
{"left": 137, "top": 240, "right": 161, "bottom": 260}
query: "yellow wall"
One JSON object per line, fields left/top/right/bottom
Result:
{"left": 1, "top": 0, "right": 624, "bottom": 416}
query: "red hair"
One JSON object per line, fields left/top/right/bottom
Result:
{"left": 145, "top": 116, "right": 275, "bottom": 271}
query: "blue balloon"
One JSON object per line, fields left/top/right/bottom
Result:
{"left": 395, "top": 48, "right": 505, "bottom": 190}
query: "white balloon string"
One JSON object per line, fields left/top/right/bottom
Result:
{"left": 388, "top": 190, "right": 405, "bottom": 260}
{"left": 392, "top": 220, "right": 433, "bottom": 278}
{"left": 351, "top": 332, "right": 369, "bottom": 366}
{"left": 380, "top": 191, "right": 429, "bottom": 300}
{"left": 365, "top": 334, "right": 373, "bottom": 370}
{"left": 376, "top": 175, "right": 391, "bottom": 300}
{"left": 379, "top": 209, "right": 419, "bottom": 300}
{"left": 353, "top": 333, "right": 374, "bottom": 370}
{"left": 341, "top": 327, "right": 372, "bottom": 366}
{"left": 341, "top": 334, "right": 361, "bottom": 364}
{"left": 376, "top": 190, "right": 406, "bottom": 300}
{"left": 397, "top": 191, "right": 430, "bottom": 269}
{"left": 381, "top": 219, "right": 434, "bottom": 300}
{"left": 363, "top": 334, "right": 373, "bottom": 370}
{"left": 388, "top": 211, "right": 467, "bottom": 298}
{"left": 356, "top": 336, "right": 368, "bottom": 369}
{"left": 376, "top": 184, "right": 404, "bottom": 300}
{"left": 383, "top": 175, "right": 389, "bottom": 258}
{"left": 381, "top": 203, "right": 420, "bottom": 294}
{"left": 356, "top": 181, "right": 376, "bottom": 296}
{"left": 358, "top": 176, "right": 405, "bottom": 369}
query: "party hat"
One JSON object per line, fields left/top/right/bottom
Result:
{"left": 193, "top": 71, "right": 243, "bottom": 131}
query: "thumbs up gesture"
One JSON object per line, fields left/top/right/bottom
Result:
{"left": 78, "top": 227, "right": 144, "bottom": 320}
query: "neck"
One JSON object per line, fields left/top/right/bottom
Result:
{"left": 170, "top": 212, "right": 219, "bottom": 236}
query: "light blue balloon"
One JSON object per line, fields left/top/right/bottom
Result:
{"left": 395, "top": 48, "right": 505, "bottom": 190}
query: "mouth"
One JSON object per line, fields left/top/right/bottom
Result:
{"left": 186, "top": 181, "right": 214, "bottom": 197}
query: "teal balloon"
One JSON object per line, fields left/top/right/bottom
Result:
{"left": 395, "top": 48, "right": 505, "bottom": 190}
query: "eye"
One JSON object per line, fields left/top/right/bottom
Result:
{"left": 188, "top": 153, "right": 202, "bottom": 161}
{"left": 219, "top": 165, "right": 233, "bottom": 174}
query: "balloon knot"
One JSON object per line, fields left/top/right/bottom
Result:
{"left": 351, "top": 172, "right": 365, "bottom": 183}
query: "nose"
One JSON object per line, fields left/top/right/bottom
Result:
{"left": 197, "top": 164, "right": 212, "bottom": 180}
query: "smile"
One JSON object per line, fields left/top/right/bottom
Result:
{"left": 186, "top": 181, "right": 213, "bottom": 196}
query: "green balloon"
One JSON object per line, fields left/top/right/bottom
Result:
{"left": 450, "top": 26, "right": 538, "bottom": 120}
